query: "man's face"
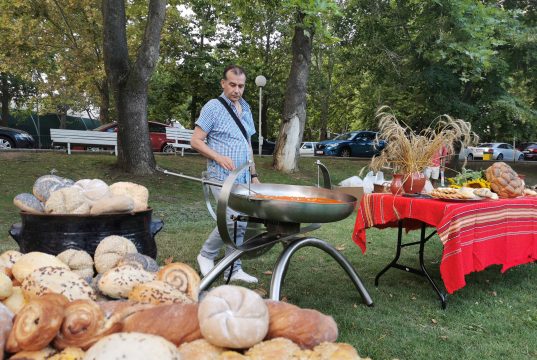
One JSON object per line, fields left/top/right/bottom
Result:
{"left": 221, "top": 71, "right": 246, "bottom": 102}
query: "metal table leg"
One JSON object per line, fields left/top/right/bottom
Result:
{"left": 374, "top": 221, "right": 447, "bottom": 309}
{"left": 269, "top": 237, "right": 374, "bottom": 306}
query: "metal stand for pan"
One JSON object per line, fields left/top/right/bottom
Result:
{"left": 160, "top": 161, "right": 373, "bottom": 306}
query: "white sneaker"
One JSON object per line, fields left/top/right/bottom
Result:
{"left": 228, "top": 269, "right": 258, "bottom": 284}
{"left": 197, "top": 254, "right": 214, "bottom": 276}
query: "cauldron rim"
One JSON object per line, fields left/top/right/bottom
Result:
{"left": 19, "top": 208, "right": 153, "bottom": 218}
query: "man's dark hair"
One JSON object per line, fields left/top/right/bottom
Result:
{"left": 223, "top": 65, "right": 246, "bottom": 80}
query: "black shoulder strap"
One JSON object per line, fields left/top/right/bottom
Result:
{"left": 216, "top": 97, "right": 249, "bottom": 142}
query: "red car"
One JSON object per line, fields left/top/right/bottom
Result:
{"left": 91, "top": 121, "right": 173, "bottom": 152}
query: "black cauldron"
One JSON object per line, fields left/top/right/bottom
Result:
{"left": 9, "top": 209, "right": 163, "bottom": 259}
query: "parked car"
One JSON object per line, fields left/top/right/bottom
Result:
{"left": 91, "top": 121, "right": 172, "bottom": 152}
{"left": 460, "top": 142, "right": 525, "bottom": 161}
{"left": 0, "top": 126, "right": 35, "bottom": 149}
{"left": 251, "top": 134, "right": 276, "bottom": 155}
{"left": 522, "top": 143, "right": 537, "bottom": 160}
{"left": 315, "top": 131, "right": 385, "bottom": 157}
{"left": 299, "top": 141, "right": 318, "bottom": 156}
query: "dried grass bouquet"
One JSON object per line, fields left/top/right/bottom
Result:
{"left": 370, "top": 106, "right": 478, "bottom": 175}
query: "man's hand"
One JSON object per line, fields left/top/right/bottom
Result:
{"left": 215, "top": 154, "right": 235, "bottom": 171}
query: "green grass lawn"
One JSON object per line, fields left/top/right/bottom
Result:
{"left": 1, "top": 152, "right": 536, "bottom": 359}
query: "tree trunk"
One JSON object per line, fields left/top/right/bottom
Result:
{"left": 102, "top": 0, "right": 166, "bottom": 175}
{"left": 273, "top": 13, "right": 312, "bottom": 172}
{"left": 98, "top": 78, "right": 110, "bottom": 124}
{"left": 261, "top": 95, "right": 269, "bottom": 139}
{"left": 0, "top": 73, "right": 10, "bottom": 127}
{"left": 190, "top": 94, "right": 198, "bottom": 129}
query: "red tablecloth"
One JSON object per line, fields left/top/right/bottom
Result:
{"left": 352, "top": 194, "right": 537, "bottom": 294}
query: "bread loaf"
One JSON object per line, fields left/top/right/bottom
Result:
{"left": 0, "top": 272, "right": 13, "bottom": 300}
{"left": 97, "top": 265, "right": 155, "bottom": 299}
{"left": 13, "top": 193, "right": 45, "bottom": 214}
{"left": 264, "top": 300, "right": 338, "bottom": 349}
{"left": 6, "top": 293, "right": 68, "bottom": 352}
{"left": 156, "top": 262, "right": 201, "bottom": 301}
{"left": 198, "top": 285, "right": 269, "bottom": 349}
{"left": 109, "top": 182, "right": 149, "bottom": 212}
{"left": 21, "top": 266, "right": 96, "bottom": 301}
{"left": 57, "top": 249, "right": 94, "bottom": 279}
{"left": 2, "top": 286, "right": 26, "bottom": 314}
{"left": 177, "top": 339, "right": 227, "bottom": 359}
{"left": 128, "top": 280, "right": 194, "bottom": 305}
{"left": 49, "top": 347, "right": 85, "bottom": 360}
{"left": 311, "top": 341, "right": 365, "bottom": 359}
{"left": 83, "top": 332, "right": 181, "bottom": 360}
{"left": 245, "top": 337, "right": 302, "bottom": 359}
{"left": 12, "top": 252, "right": 70, "bottom": 282}
{"left": 73, "top": 179, "right": 110, "bottom": 203}
{"left": 89, "top": 195, "right": 134, "bottom": 215}
{"left": 45, "top": 186, "right": 90, "bottom": 215}
{"left": 94, "top": 236, "right": 138, "bottom": 274}
{"left": 485, "top": 162, "right": 525, "bottom": 198}
{"left": 0, "top": 250, "right": 23, "bottom": 278}
{"left": 122, "top": 303, "right": 202, "bottom": 346}
{"left": 33, "top": 174, "right": 73, "bottom": 202}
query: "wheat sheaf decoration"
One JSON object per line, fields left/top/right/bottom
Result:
{"left": 370, "top": 106, "right": 479, "bottom": 175}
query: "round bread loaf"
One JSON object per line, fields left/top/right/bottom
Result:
{"left": 21, "top": 266, "right": 96, "bottom": 301}
{"left": 109, "top": 182, "right": 149, "bottom": 212}
{"left": 198, "top": 285, "right": 269, "bottom": 349}
{"left": 33, "top": 175, "right": 74, "bottom": 202}
{"left": 0, "top": 272, "right": 13, "bottom": 300}
{"left": 0, "top": 250, "right": 23, "bottom": 267}
{"left": 485, "top": 162, "right": 525, "bottom": 198}
{"left": 128, "top": 280, "right": 195, "bottom": 305}
{"left": 12, "top": 252, "right": 70, "bottom": 282}
{"left": 117, "top": 253, "right": 159, "bottom": 272}
{"left": 57, "top": 249, "right": 94, "bottom": 279}
{"left": 2, "top": 286, "right": 27, "bottom": 314}
{"left": 311, "top": 342, "right": 362, "bottom": 359}
{"left": 98, "top": 265, "right": 155, "bottom": 299}
{"left": 177, "top": 339, "right": 227, "bottom": 359}
{"left": 94, "top": 235, "right": 138, "bottom": 274}
{"left": 83, "top": 332, "right": 181, "bottom": 360}
{"left": 89, "top": 194, "right": 134, "bottom": 215}
{"left": 13, "top": 193, "right": 45, "bottom": 214}
{"left": 73, "top": 179, "right": 110, "bottom": 203}
{"left": 45, "top": 186, "right": 90, "bottom": 215}
{"left": 245, "top": 338, "right": 302, "bottom": 359}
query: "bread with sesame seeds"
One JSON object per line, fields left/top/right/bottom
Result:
{"left": 21, "top": 266, "right": 96, "bottom": 301}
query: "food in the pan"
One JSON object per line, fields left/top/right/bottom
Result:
{"left": 250, "top": 195, "right": 345, "bottom": 204}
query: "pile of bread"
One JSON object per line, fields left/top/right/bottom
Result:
{"left": 0, "top": 237, "right": 370, "bottom": 359}
{"left": 430, "top": 187, "right": 499, "bottom": 200}
{"left": 13, "top": 174, "right": 149, "bottom": 215}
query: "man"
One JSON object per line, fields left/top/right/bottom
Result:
{"left": 191, "top": 65, "right": 259, "bottom": 284}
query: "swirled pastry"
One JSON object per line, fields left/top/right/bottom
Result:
{"left": 6, "top": 293, "right": 68, "bottom": 352}
{"left": 156, "top": 262, "right": 200, "bottom": 301}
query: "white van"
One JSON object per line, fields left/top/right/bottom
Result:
{"left": 299, "top": 141, "right": 318, "bottom": 156}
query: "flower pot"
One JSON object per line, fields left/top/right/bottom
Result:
{"left": 390, "top": 174, "right": 404, "bottom": 195}
{"left": 402, "top": 172, "right": 426, "bottom": 194}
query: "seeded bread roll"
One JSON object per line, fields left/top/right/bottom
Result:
{"left": 94, "top": 236, "right": 138, "bottom": 274}
{"left": 13, "top": 193, "right": 45, "bottom": 214}
{"left": 245, "top": 337, "right": 302, "bottom": 359}
{"left": 109, "top": 182, "right": 149, "bottom": 212}
{"left": 33, "top": 174, "right": 73, "bottom": 202}
{"left": 311, "top": 342, "right": 365, "bottom": 359}
{"left": 117, "top": 253, "right": 159, "bottom": 272}
{"left": 12, "top": 252, "right": 70, "bottom": 282}
{"left": 83, "top": 332, "right": 181, "bottom": 360}
{"left": 57, "top": 249, "right": 95, "bottom": 279}
{"left": 21, "top": 266, "right": 96, "bottom": 301}
{"left": 198, "top": 285, "right": 269, "bottom": 349}
{"left": 177, "top": 339, "right": 227, "bottom": 359}
{"left": 49, "top": 346, "right": 86, "bottom": 360}
{"left": 128, "top": 280, "right": 194, "bottom": 305}
{"left": 98, "top": 265, "right": 155, "bottom": 299}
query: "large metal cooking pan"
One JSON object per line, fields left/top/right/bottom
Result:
{"left": 228, "top": 183, "right": 356, "bottom": 223}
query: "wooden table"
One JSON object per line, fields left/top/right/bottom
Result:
{"left": 352, "top": 193, "right": 537, "bottom": 308}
